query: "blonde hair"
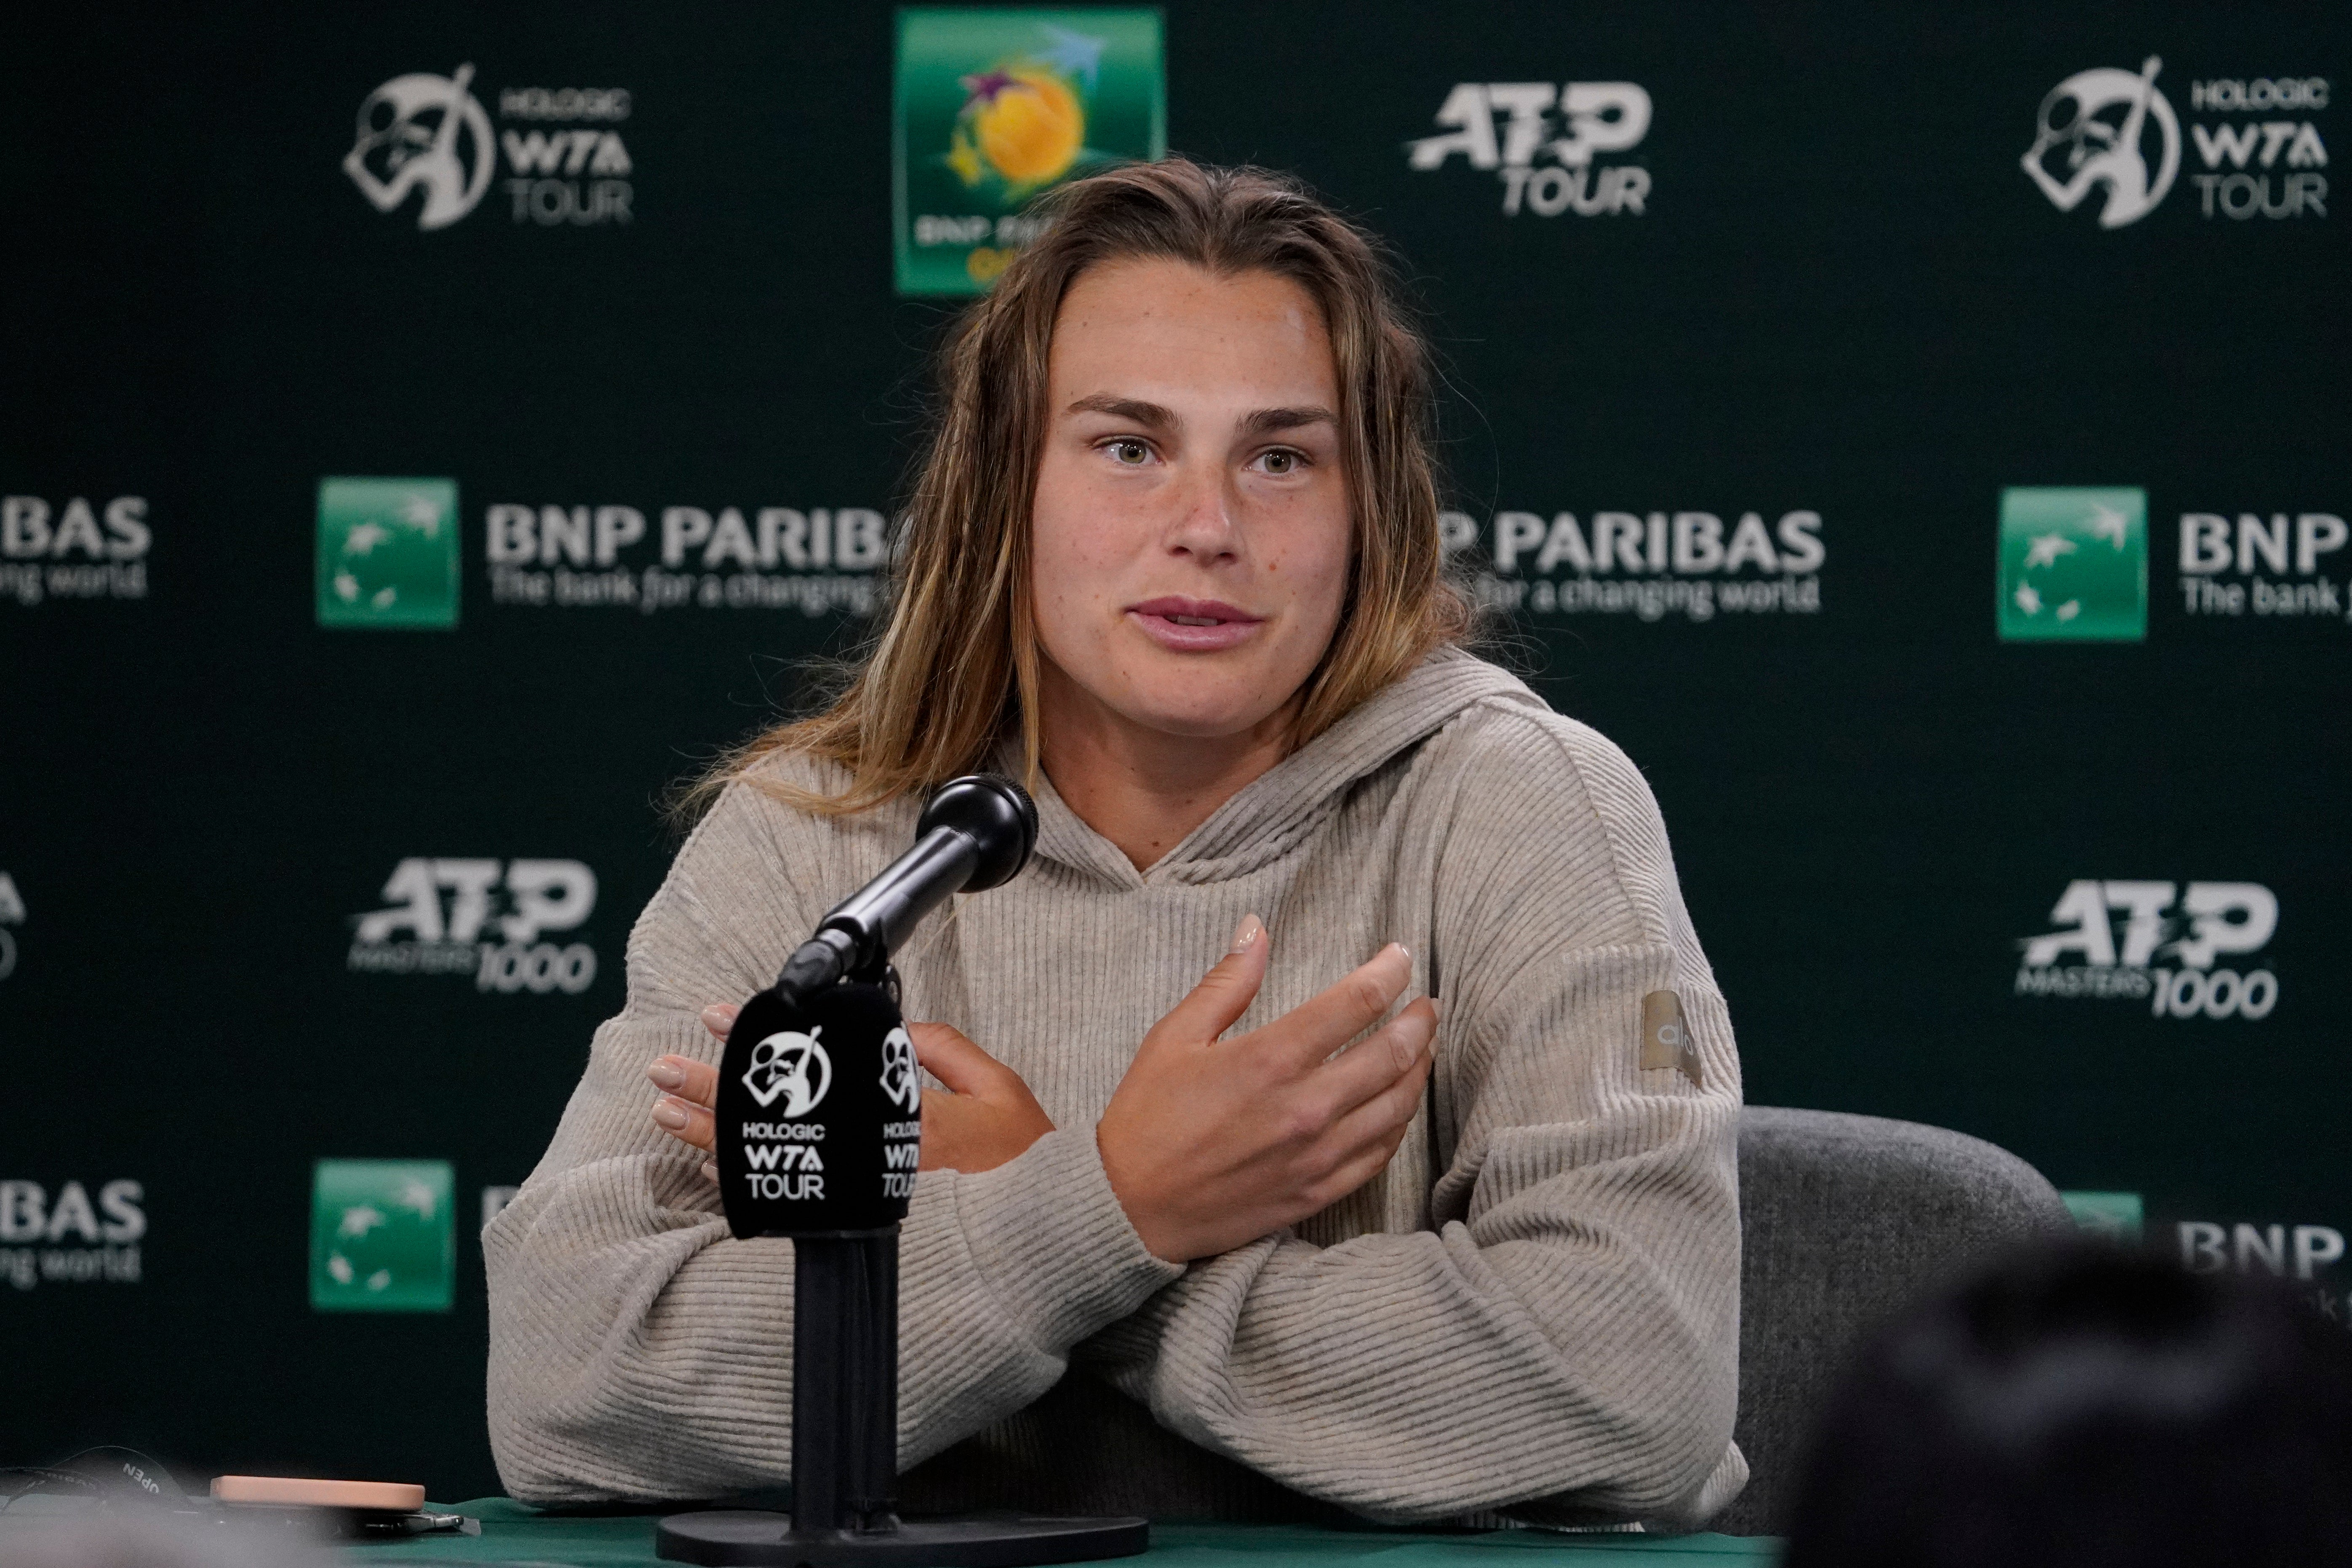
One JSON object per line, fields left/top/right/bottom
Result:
{"left": 706, "top": 158, "right": 1468, "bottom": 817}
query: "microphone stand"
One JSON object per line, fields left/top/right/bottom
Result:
{"left": 657, "top": 778, "right": 1146, "bottom": 1568}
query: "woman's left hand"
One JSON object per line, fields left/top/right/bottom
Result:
{"left": 649, "top": 1004, "right": 1055, "bottom": 1181}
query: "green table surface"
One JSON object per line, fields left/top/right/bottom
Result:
{"left": 341, "top": 1502, "right": 1778, "bottom": 1567}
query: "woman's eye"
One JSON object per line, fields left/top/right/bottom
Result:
{"left": 1258, "top": 449, "right": 1302, "bottom": 475}
{"left": 1105, "top": 439, "right": 1151, "bottom": 466}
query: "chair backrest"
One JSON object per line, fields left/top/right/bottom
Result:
{"left": 1711, "top": 1106, "right": 2071, "bottom": 1537}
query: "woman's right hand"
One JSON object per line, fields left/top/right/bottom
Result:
{"left": 1095, "top": 915, "right": 1438, "bottom": 1264}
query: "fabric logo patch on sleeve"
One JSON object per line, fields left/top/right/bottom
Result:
{"left": 1640, "top": 990, "right": 1703, "bottom": 1088}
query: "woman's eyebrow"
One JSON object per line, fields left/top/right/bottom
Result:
{"left": 1065, "top": 393, "right": 1176, "bottom": 430}
{"left": 1241, "top": 405, "right": 1338, "bottom": 437}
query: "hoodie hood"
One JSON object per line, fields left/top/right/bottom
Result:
{"left": 1018, "top": 649, "right": 1545, "bottom": 889}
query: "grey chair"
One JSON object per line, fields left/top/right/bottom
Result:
{"left": 1709, "top": 1106, "right": 2072, "bottom": 1537}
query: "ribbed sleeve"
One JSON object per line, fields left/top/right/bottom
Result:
{"left": 1078, "top": 705, "right": 1745, "bottom": 1526}
{"left": 482, "top": 777, "right": 1179, "bottom": 1504}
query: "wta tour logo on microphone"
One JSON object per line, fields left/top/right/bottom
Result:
{"left": 744, "top": 1029, "right": 833, "bottom": 1115}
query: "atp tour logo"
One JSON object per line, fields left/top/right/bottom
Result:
{"left": 2022, "top": 61, "right": 2330, "bottom": 227}
{"left": 1407, "top": 81, "right": 1653, "bottom": 217}
{"left": 349, "top": 858, "right": 599, "bottom": 994}
{"left": 2015, "top": 880, "right": 2279, "bottom": 1020}
{"left": 744, "top": 1029, "right": 832, "bottom": 1116}
{"left": 345, "top": 67, "right": 634, "bottom": 230}
{"left": 878, "top": 1026, "right": 921, "bottom": 1115}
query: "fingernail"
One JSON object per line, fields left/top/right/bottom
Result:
{"left": 1229, "top": 913, "right": 1264, "bottom": 954}
{"left": 651, "top": 1098, "right": 689, "bottom": 1131}
{"left": 701, "top": 1161, "right": 718, "bottom": 1183}
{"left": 647, "top": 1058, "right": 685, "bottom": 1091}
{"left": 700, "top": 1004, "right": 736, "bottom": 1033}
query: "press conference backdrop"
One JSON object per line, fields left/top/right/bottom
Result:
{"left": 3, "top": 0, "right": 2346, "bottom": 1503}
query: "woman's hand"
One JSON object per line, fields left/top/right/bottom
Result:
{"left": 1095, "top": 916, "right": 1438, "bottom": 1264}
{"left": 647, "top": 1005, "right": 1055, "bottom": 1180}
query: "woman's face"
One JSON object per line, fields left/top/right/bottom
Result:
{"left": 1030, "top": 257, "right": 1351, "bottom": 743}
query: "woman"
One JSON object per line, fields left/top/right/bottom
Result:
{"left": 485, "top": 159, "right": 1746, "bottom": 1530}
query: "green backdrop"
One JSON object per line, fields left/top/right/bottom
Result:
{"left": 3, "top": 0, "right": 2345, "bottom": 1502}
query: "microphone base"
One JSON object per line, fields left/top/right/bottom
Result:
{"left": 654, "top": 1510, "right": 1148, "bottom": 1567}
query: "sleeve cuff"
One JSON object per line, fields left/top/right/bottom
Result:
{"left": 944, "top": 1127, "right": 1183, "bottom": 1352}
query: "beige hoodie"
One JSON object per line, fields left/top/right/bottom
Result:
{"left": 485, "top": 649, "right": 1747, "bottom": 1528}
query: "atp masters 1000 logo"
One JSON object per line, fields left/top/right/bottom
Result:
{"left": 894, "top": 9, "right": 1165, "bottom": 294}
{"left": 349, "top": 857, "right": 600, "bottom": 996}
{"left": 2016, "top": 879, "right": 2280, "bottom": 1021}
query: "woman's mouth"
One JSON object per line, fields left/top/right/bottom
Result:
{"left": 1127, "top": 597, "right": 1265, "bottom": 652}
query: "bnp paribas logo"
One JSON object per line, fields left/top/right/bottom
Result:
{"left": 309, "top": 1159, "right": 454, "bottom": 1312}
{"left": 316, "top": 478, "right": 459, "bottom": 629}
{"left": 1997, "top": 486, "right": 2148, "bottom": 641}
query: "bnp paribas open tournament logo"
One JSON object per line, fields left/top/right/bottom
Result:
{"left": 309, "top": 1159, "right": 454, "bottom": 1312}
{"left": 1997, "top": 487, "right": 2147, "bottom": 641}
{"left": 894, "top": 9, "right": 1165, "bottom": 295}
{"left": 316, "top": 478, "right": 459, "bottom": 629}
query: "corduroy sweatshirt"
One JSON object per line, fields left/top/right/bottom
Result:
{"left": 484, "top": 649, "right": 1748, "bottom": 1529}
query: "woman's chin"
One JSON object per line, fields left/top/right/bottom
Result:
{"left": 1109, "top": 687, "right": 1291, "bottom": 745}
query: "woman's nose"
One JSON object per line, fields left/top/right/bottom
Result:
{"left": 1165, "top": 469, "right": 1241, "bottom": 561}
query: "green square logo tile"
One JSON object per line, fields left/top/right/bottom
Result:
{"left": 1997, "top": 486, "right": 2147, "bottom": 641}
{"left": 316, "top": 477, "right": 460, "bottom": 629}
{"left": 2061, "top": 1190, "right": 2145, "bottom": 1243}
{"left": 894, "top": 8, "right": 1166, "bottom": 295}
{"left": 309, "top": 1159, "right": 455, "bottom": 1312}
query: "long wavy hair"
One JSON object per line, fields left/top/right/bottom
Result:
{"left": 702, "top": 158, "right": 1468, "bottom": 817}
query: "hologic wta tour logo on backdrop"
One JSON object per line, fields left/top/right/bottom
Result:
{"left": 2016, "top": 880, "right": 2280, "bottom": 1021}
{"left": 0, "top": 1180, "right": 145, "bottom": 1293}
{"left": 1459, "top": 507, "right": 1826, "bottom": 622}
{"left": 1997, "top": 487, "right": 2146, "bottom": 641}
{"left": 1407, "top": 82, "right": 1654, "bottom": 218}
{"left": 894, "top": 9, "right": 1165, "bottom": 294}
{"left": 2022, "top": 59, "right": 2329, "bottom": 228}
{"left": 2, "top": 495, "right": 153, "bottom": 607}
{"left": 316, "top": 478, "right": 460, "bottom": 629}
{"left": 344, "top": 65, "right": 635, "bottom": 230}
{"left": 309, "top": 1160, "right": 453, "bottom": 1312}
{"left": 350, "top": 858, "right": 600, "bottom": 996}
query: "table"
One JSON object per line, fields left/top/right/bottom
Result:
{"left": 340, "top": 1503, "right": 1779, "bottom": 1567}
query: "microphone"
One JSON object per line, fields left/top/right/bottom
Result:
{"left": 675, "top": 769, "right": 1148, "bottom": 1567}
{"left": 772, "top": 773, "right": 1038, "bottom": 1004}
